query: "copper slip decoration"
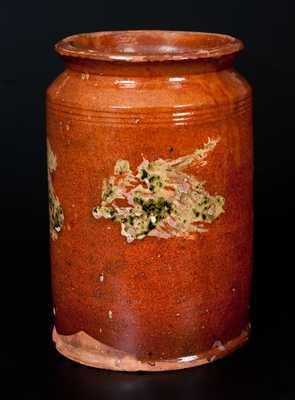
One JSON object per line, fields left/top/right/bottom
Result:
{"left": 47, "top": 31, "right": 253, "bottom": 371}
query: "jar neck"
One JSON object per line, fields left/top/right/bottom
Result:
{"left": 63, "top": 54, "right": 236, "bottom": 77}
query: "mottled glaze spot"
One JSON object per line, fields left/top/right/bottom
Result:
{"left": 47, "top": 139, "right": 64, "bottom": 239}
{"left": 93, "top": 138, "right": 224, "bottom": 242}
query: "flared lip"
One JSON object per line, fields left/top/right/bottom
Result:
{"left": 55, "top": 30, "right": 244, "bottom": 63}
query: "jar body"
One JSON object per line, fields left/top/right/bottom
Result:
{"left": 47, "top": 54, "right": 253, "bottom": 371}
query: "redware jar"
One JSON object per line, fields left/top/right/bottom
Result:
{"left": 47, "top": 31, "right": 253, "bottom": 371}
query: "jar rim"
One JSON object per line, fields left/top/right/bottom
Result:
{"left": 55, "top": 30, "right": 244, "bottom": 63}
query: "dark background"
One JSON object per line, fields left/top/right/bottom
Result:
{"left": 0, "top": 0, "right": 292, "bottom": 398}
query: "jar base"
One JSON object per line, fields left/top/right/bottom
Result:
{"left": 53, "top": 323, "right": 250, "bottom": 372}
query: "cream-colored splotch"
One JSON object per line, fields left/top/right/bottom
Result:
{"left": 47, "top": 139, "right": 64, "bottom": 240}
{"left": 93, "top": 138, "right": 225, "bottom": 242}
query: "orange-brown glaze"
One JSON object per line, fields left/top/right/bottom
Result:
{"left": 47, "top": 31, "right": 253, "bottom": 370}
{"left": 53, "top": 323, "right": 251, "bottom": 371}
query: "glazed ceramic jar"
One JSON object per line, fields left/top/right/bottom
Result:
{"left": 47, "top": 31, "right": 253, "bottom": 371}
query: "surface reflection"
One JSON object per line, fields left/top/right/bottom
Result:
{"left": 46, "top": 335, "right": 268, "bottom": 400}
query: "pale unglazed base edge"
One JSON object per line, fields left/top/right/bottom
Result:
{"left": 53, "top": 322, "right": 251, "bottom": 372}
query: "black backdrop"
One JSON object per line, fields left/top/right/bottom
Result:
{"left": 0, "top": 1, "right": 293, "bottom": 398}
